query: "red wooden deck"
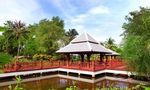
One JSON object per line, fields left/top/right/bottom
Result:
{"left": 3, "top": 60, "right": 126, "bottom": 73}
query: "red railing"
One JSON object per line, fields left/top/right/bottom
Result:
{"left": 3, "top": 60, "right": 126, "bottom": 73}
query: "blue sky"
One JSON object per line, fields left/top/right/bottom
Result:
{"left": 0, "top": 0, "right": 150, "bottom": 44}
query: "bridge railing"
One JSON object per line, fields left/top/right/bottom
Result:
{"left": 3, "top": 59, "right": 126, "bottom": 73}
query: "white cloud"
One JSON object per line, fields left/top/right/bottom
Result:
{"left": 49, "top": 0, "right": 77, "bottom": 19}
{"left": 0, "top": 0, "right": 48, "bottom": 26}
{"left": 1, "top": 0, "right": 149, "bottom": 44}
{"left": 127, "top": 0, "right": 150, "bottom": 11}
{"left": 88, "top": 6, "right": 109, "bottom": 15}
{"left": 70, "top": 5, "right": 110, "bottom": 24}
{"left": 65, "top": 0, "right": 150, "bottom": 44}
{"left": 71, "top": 14, "right": 87, "bottom": 24}
{"left": 65, "top": 5, "right": 115, "bottom": 43}
{"left": 75, "top": 25, "right": 87, "bottom": 33}
{"left": 138, "top": 0, "right": 150, "bottom": 7}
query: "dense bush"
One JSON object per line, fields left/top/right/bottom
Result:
{"left": 71, "top": 55, "right": 80, "bottom": 61}
{"left": 0, "top": 53, "right": 12, "bottom": 65}
{"left": 122, "top": 7, "right": 150, "bottom": 77}
{"left": 50, "top": 54, "right": 65, "bottom": 60}
{"left": 33, "top": 54, "right": 52, "bottom": 60}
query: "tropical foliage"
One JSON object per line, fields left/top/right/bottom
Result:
{"left": 0, "top": 35, "right": 5, "bottom": 52}
{"left": 0, "top": 53, "right": 12, "bottom": 65}
{"left": 31, "top": 17, "right": 65, "bottom": 54}
{"left": 101, "top": 37, "right": 122, "bottom": 54}
{"left": 0, "top": 26, "right": 6, "bottom": 32}
{"left": 2, "top": 21, "right": 29, "bottom": 56}
{"left": 0, "top": 16, "right": 79, "bottom": 65}
{"left": 8, "top": 76, "right": 23, "bottom": 90}
{"left": 33, "top": 54, "right": 52, "bottom": 60}
{"left": 64, "top": 29, "right": 79, "bottom": 45}
{"left": 104, "top": 38, "right": 116, "bottom": 50}
{"left": 122, "top": 7, "right": 150, "bottom": 77}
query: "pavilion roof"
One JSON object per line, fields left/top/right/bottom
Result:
{"left": 106, "top": 49, "right": 120, "bottom": 56}
{"left": 56, "top": 33, "right": 112, "bottom": 54}
{"left": 71, "top": 32, "right": 98, "bottom": 44}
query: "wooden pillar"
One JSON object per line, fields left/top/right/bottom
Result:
{"left": 15, "top": 61, "right": 17, "bottom": 71}
{"left": 40, "top": 60, "right": 43, "bottom": 69}
{"left": 87, "top": 54, "right": 91, "bottom": 62}
{"left": 66, "top": 54, "right": 70, "bottom": 61}
{"left": 114, "top": 55, "right": 117, "bottom": 59}
{"left": 100, "top": 53, "right": 104, "bottom": 63}
{"left": 66, "top": 54, "right": 70, "bottom": 67}
{"left": 106, "top": 55, "right": 108, "bottom": 64}
{"left": 112, "top": 55, "right": 114, "bottom": 59}
{"left": 80, "top": 54, "right": 84, "bottom": 62}
{"left": 110, "top": 55, "right": 111, "bottom": 60}
{"left": 111, "top": 55, "right": 113, "bottom": 60}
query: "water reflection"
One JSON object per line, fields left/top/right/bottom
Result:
{"left": 0, "top": 75, "right": 137, "bottom": 90}
{"left": 59, "top": 78, "right": 67, "bottom": 87}
{"left": 115, "top": 81, "right": 129, "bottom": 88}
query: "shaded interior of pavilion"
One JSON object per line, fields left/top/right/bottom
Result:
{"left": 56, "top": 33, "right": 120, "bottom": 64}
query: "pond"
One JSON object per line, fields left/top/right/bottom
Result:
{"left": 0, "top": 74, "right": 142, "bottom": 90}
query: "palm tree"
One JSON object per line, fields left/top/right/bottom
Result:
{"left": 65, "top": 29, "right": 78, "bottom": 44}
{"left": 4, "top": 21, "right": 29, "bottom": 59}
{"left": 104, "top": 37, "right": 116, "bottom": 50}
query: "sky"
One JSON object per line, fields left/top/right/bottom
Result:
{"left": 0, "top": 0, "right": 150, "bottom": 44}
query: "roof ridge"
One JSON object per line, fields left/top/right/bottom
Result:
{"left": 71, "top": 32, "right": 98, "bottom": 43}
{"left": 85, "top": 33, "right": 92, "bottom": 51}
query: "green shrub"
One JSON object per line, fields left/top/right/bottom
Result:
{"left": 71, "top": 55, "right": 80, "bottom": 61}
{"left": 51, "top": 54, "right": 64, "bottom": 60}
{"left": 0, "top": 52, "right": 12, "bottom": 65}
{"left": 18, "top": 58, "right": 32, "bottom": 62}
{"left": 8, "top": 76, "right": 24, "bottom": 90}
{"left": 33, "top": 54, "right": 52, "bottom": 60}
{"left": 66, "top": 86, "right": 79, "bottom": 90}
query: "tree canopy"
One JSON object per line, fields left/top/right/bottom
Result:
{"left": 64, "top": 29, "right": 79, "bottom": 45}
{"left": 1, "top": 21, "right": 29, "bottom": 56}
{"left": 101, "top": 37, "right": 122, "bottom": 53}
{"left": 104, "top": 38, "right": 116, "bottom": 50}
{"left": 122, "top": 7, "right": 150, "bottom": 76}
{"left": 0, "top": 16, "right": 79, "bottom": 57}
{"left": 0, "top": 26, "right": 6, "bottom": 32}
{"left": 28, "top": 17, "right": 65, "bottom": 54}
{"left": 0, "top": 53, "right": 12, "bottom": 65}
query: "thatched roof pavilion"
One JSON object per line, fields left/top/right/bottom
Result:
{"left": 56, "top": 33, "right": 112, "bottom": 62}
